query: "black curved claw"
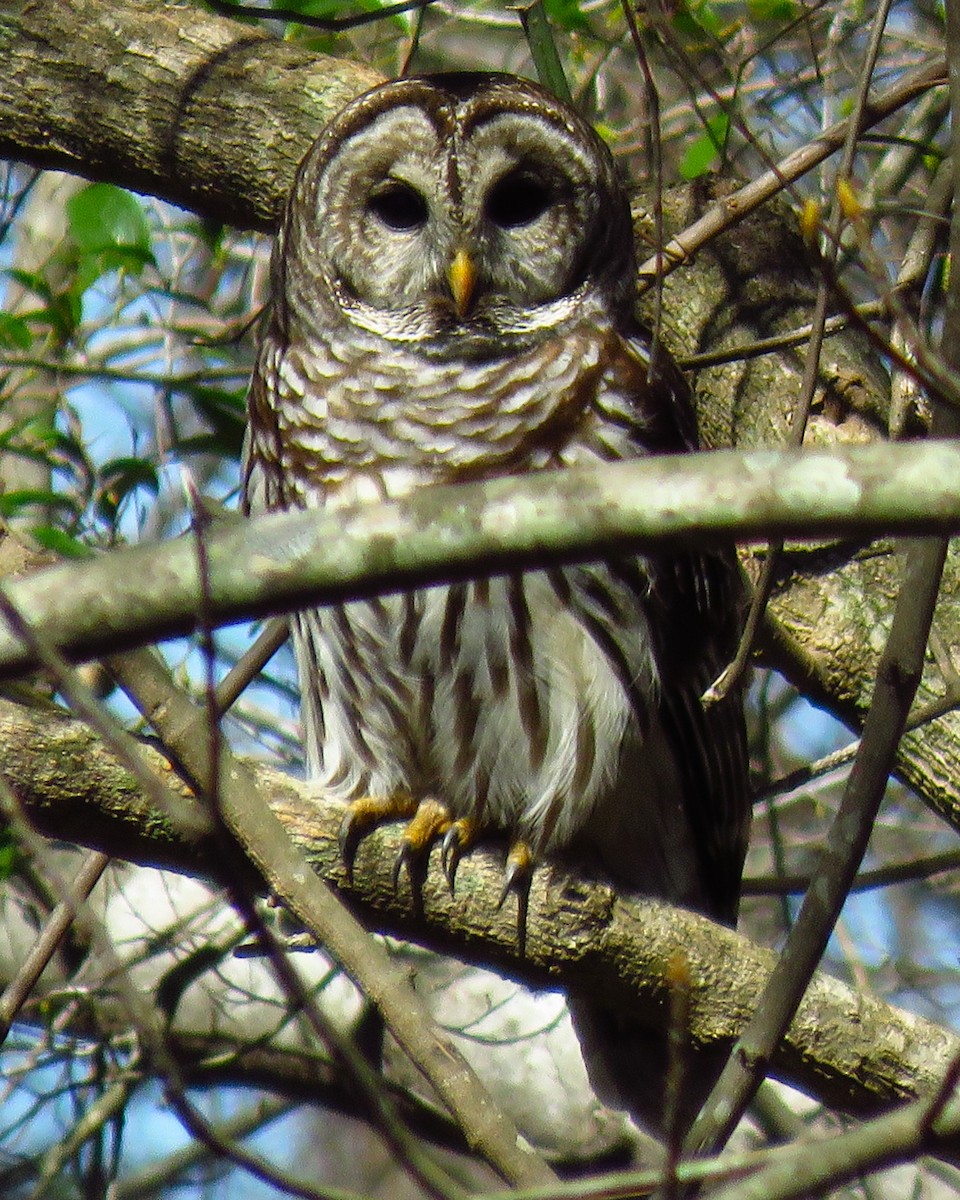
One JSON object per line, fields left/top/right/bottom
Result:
{"left": 338, "top": 812, "right": 361, "bottom": 883}
{"left": 391, "top": 841, "right": 411, "bottom": 892}
{"left": 496, "top": 859, "right": 522, "bottom": 911}
{"left": 392, "top": 837, "right": 430, "bottom": 913}
{"left": 497, "top": 843, "right": 533, "bottom": 956}
{"left": 440, "top": 825, "right": 465, "bottom": 893}
{"left": 336, "top": 792, "right": 419, "bottom": 885}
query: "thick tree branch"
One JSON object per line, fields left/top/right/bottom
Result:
{"left": 0, "top": 0, "right": 382, "bottom": 228}
{"left": 2, "top": 694, "right": 957, "bottom": 1138}
{"left": 3, "top": 442, "right": 960, "bottom": 680}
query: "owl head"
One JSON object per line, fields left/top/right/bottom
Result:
{"left": 273, "top": 73, "right": 637, "bottom": 354}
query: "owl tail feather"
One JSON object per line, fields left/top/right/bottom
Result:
{"left": 568, "top": 996, "right": 731, "bottom": 1151}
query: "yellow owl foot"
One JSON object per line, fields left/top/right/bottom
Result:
{"left": 390, "top": 798, "right": 455, "bottom": 892}
{"left": 338, "top": 791, "right": 418, "bottom": 882}
{"left": 339, "top": 793, "right": 457, "bottom": 902}
{"left": 339, "top": 794, "right": 532, "bottom": 948}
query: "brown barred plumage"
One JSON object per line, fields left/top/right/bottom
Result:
{"left": 243, "top": 72, "right": 750, "bottom": 1127}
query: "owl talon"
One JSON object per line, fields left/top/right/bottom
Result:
{"left": 497, "top": 839, "right": 534, "bottom": 906}
{"left": 391, "top": 798, "right": 453, "bottom": 893}
{"left": 440, "top": 816, "right": 482, "bottom": 892}
{"left": 392, "top": 840, "right": 419, "bottom": 892}
{"left": 498, "top": 840, "right": 533, "bottom": 955}
{"left": 338, "top": 792, "right": 417, "bottom": 881}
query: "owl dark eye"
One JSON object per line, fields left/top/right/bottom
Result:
{"left": 366, "top": 182, "right": 428, "bottom": 231}
{"left": 486, "top": 172, "right": 552, "bottom": 228}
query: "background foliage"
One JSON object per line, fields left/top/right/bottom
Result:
{"left": 0, "top": 0, "right": 957, "bottom": 1197}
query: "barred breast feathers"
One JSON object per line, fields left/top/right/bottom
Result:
{"left": 295, "top": 564, "right": 658, "bottom": 859}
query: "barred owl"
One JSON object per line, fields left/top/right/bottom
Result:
{"left": 244, "top": 72, "right": 750, "bottom": 1124}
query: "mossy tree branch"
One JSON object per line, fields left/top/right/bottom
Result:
{"left": 0, "top": 0, "right": 382, "bottom": 229}
{"left": 1, "top": 694, "right": 957, "bottom": 1142}
{"left": 2, "top": 441, "right": 960, "bottom": 680}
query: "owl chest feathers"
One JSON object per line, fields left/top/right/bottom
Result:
{"left": 296, "top": 568, "right": 662, "bottom": 860}
{"left": 247, "top": 322, "right": 674, "bottom": 861}
{"left": 261, "top": 303, "right": 645, "bottom": 502}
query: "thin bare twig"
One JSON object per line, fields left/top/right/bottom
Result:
{"left": 706, "top": 0, "right": 899, "bottom": 702}
{"left": 636, "top": 58, "right": 947, "bottom": 284}
{"left": 0, "top": 849, "right": 109, "bottom": 1045}
{"left": 687, "top": 7, "right": 958, "bottom": 1160}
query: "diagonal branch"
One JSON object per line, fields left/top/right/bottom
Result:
{"left": 635, "top": 57, "right": 947, "bottom": 285}
{"left": 0, "top": 0, "right": 382, "bottom": 229}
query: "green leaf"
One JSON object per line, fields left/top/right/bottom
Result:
{"left": 674, "top": 0, "right": 724, "bottom": 38}
{"left": 6, "top": 267, "right": 53, "bottom": 303}
{"left": 4, "top": 269, "right": 81, "bottom": 341}
{"left": 47, "top": 426, "right": 94, "bottom": 475}
{"left": 183, "top": 386, "right": 247, "bottom": 459}
{"left": 517, "top": 0, "right": 573, "bottom": 106}
{"left": 29, "top": 526, "right": 94, "bottom": 559}
{"left": 282, "top": 0, "right": 346, "bottom": 15}
{"left": 99, "top": 456, "right": 161, "bottom": 489}
{"left": 196, "top": 218, "right": 226, "bottom": 254}
{"left": 0, "top": 313, "right": 31, "bottom": 350}
{"left": 679, "top": 112, "right": 730, "bottom": 179}
{"left": 747, "top": 0, "right": 797, "bottom": 20}
{"left": 96, "top": 457, "right": 160, "bottom": 523}
{"left": 49, "top": 290, "right": 83, "bottom": 340}
{"left": 67, "top": 184, "right": 153, "bottom": 257}
{"left": 75, "top": 247, "right": 156, "bottom": 294}
{"left": 543, "top": 0, "right": 590, "bottom": 33}
{"left": 0, "top": 490, "right": 81, "bottom": 520}
{"left": 0, "top": 830, "right": 20, "bottom": 880}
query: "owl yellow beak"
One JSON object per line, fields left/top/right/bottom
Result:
{"left": 449, "top": 249, "right": 477, "bottom": 317}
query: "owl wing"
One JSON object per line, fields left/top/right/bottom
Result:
{"left": 654, "top": 585, "right": 751, "bottom": 923}
{"left": 621, "top": 325, "right": 751, "bottom": 923}
{"left": 242, "top": 325, "right": 309, "bottom": 517}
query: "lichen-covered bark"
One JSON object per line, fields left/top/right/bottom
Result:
{"left": 767, "top": 538, "right": 960, "bottom": 835}
{"left": 0, "top": 0, "right": 382, "bottom": 228}
{"left": 2, "top": 444, "right": 960, "bottom": 683}
{"left": 2, "top": 695, "right": 957, "bottom": 1130}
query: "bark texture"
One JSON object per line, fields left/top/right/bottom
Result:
{"left": 0, "top": 0, "right": 382, "bottom": 229}
{"left": 638, "top": 182, "right": 960, "bottom": 838}
{"left": 2, "top": 694, "right": 957, "bottom": 1134}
